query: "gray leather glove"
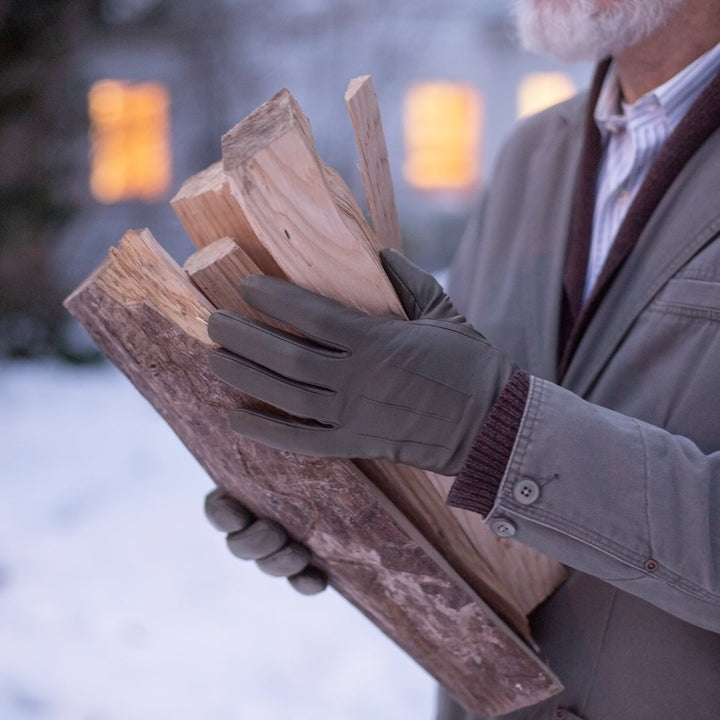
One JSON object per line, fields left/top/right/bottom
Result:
{"left": 208, "top": 249, "right": 514, "bottom": 476}
{"left": 204, "top": 489, "right": 328, "bottom": 595}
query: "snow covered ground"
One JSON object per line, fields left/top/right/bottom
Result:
{"left": 0, "top": 360, "right": 434, "bottom": 719}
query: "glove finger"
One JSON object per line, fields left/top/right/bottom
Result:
{"left": 256, "top": 541, "right": 311, "bottom": 577}
{"left": 380, "top": 248, "right": 466, "bottom": 323}
{"left": 240, "top": 275, "right": 366, "bottom": 345}
{"left": 204, "top": 489, "right": 254, "bottom": 533}
{"left": 208, "top": 311, "right": 346, "bottom": 390}
{"left": 226, "top": 519, "right": 288, "bottom": 560}
{"left": 288, "top": 566, "right": 329, "bottom": 596}
{"left": 228, "top": 407, "right": 339, "bottom": 457}
{"left": 211, "top": 350, "right": 338, "bottom": 424}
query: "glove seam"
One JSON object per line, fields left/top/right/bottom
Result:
{"left": 359, "top": 394, "right": 460, "bottom": 422}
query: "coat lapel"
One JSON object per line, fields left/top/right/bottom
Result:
{"left": 519, "top": 103, "right": 586, "bottom": 382}
{"left": 563, "top": 127, "right": 720, "bottom": 397}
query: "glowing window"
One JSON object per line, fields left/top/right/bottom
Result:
{"left": 88, "top": 80, "right": 171, "bottom": 203}
{"left": 517, "top": 72, "right": 576, "bottom": 118}
{"left": 403, "top": 82, "right": 482, "bottom": 192}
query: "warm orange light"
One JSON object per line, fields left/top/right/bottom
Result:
{"left": 88, "top": 80, "right": 171, "bottom": 203}
{"left": 517, "top": 72, "right": 576, "bottom": 118}
{"left": 403, "top": 81, "right": 482, "bottom": 192}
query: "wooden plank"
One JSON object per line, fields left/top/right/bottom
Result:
{"left": 171, "top": 160, "right": 282, "bottom": 276}
{"left": 183, "top": 237, "right": 266, "bottom": 320}
{"left": 221, "top": 89, "right": 403, "bottom": 318}
{"left": 171, "top": 156, "right": 373, "bottom": 279}
{"left": 64, "top": 228, "right": 563, "bottom": 715}
{"left": 345, "top": 75, "right": 403, "bottom": 251}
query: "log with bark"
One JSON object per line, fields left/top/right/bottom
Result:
{"left": 65, "top": 76, "right": 565, "bottom": 716}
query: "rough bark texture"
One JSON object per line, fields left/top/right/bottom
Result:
{"left": 65, "top": 228, "right": 562, "bottom": 715}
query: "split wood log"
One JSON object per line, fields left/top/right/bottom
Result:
{"left": 350, "top": 78, "right": 566, "bottom": 612}
{"left": 172, "top": 77, "right": 565, "bottom": 645}
{"left": 344, "top": 75, "right": 403, "bottom": 251}
{"left": 220, "top": 89, "right": 402, "bottom": 318}
{"left": 170, "top": 160, "right": 282, "bottom": 277}
{"left": 64, "top": 228, "right": 563, "bottom": 715}
{"left": 72, "top": 80, "right": 566, "bottom": 713}
{"left": 182, "top": 237, "right": 267, "bottom": 322}
{"left": 173, "top": 100, "right": 565, "bottom": 638}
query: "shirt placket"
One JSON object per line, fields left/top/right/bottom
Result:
{"left": 586, "top": 117, "right": 634, "bottom": 297}
{"left": 586, "top": 99, "right": 669, "bottom": 299}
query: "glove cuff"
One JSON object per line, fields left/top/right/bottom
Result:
{"left": 446, "top": 370, "right": 530, "bottom": 516}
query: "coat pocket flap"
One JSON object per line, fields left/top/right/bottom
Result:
{"left": 655, "top": 277, "right": 720, "bottom": 313}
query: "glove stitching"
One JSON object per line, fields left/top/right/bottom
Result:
{"left": 230, "top": 408, "right": 338, "bottom": 430}
{"left": 411, "top": 319, "right": 483, "bottom": 340}
{"left": 359, "top": 394, "right": 460, "bottom": 422}
{"left": 358, "top": 431, "right": 453, "bottom": 453}
{"left": 388, "top": 360, "right": 472, "bottom": 397}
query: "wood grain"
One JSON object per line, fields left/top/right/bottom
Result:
{"left": 183, "top": 237, "right": 266, "bottom": 320}
{"left": 345, "top": 75, "right": 403, "bottom": 251}
{"left": 221, "top": 89, "right": 404, "bottom": 318}
{"left": 171, "top": 161, "right": 282, "bottom": 276}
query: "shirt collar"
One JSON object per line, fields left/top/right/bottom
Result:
{"left": 594, "top": 39, "right": 720, "bottom": 137}
{"left": 593, "top": 63, "right": 624, "bottom": 136}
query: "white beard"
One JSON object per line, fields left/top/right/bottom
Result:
{"left": 514, "top": 0, "right": 686, "bottom": 62}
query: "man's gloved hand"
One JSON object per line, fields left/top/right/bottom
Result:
{"left": 204, "top": 489, "right": 328, "bottom": 595}
{"left": 208, "top": 249, "right": 514, "bottom": 476}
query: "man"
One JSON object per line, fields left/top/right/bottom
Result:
{"left": 205, "top": 0, "right": 720, "bottom": 717}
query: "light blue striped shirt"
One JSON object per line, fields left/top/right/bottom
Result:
{"left": 585, "top": 40, "right": 720, "bottom": 299}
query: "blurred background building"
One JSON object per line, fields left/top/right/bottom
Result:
{"left": 0, "top": 0, "right": 592, "bottom": 360}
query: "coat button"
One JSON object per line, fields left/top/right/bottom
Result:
{"left": 490, "top": 518, "right": 516, "bottom": 537}
{"left": 513, "top": 479, "right": 540, "bottom": 505}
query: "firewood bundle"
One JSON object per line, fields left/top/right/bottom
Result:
{"left": 65, "top": 76, "right": 564, "bottom": 715}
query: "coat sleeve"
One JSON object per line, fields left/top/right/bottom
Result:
{"left": 449, "top": 373, "right": 720, "bottom": 634}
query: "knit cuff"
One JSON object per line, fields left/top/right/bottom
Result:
{"left": 446, "top": 370, "right": 530, "bottom": 517}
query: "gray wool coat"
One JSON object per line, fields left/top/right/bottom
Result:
{"left": 437, "top": 76, "right": 720, "bottom": 719}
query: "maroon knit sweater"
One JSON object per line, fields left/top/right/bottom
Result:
{"left": 447, "top": 60, "right": 720, "bottom": 516}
